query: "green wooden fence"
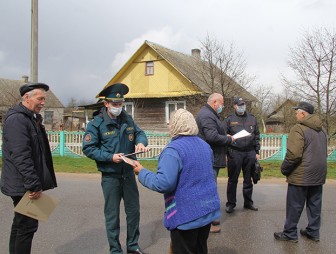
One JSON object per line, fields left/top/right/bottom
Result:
{"left": 0, "top": 131, "right": 335, "bottom": 161}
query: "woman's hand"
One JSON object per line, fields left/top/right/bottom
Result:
{"left": 133, "top": 160, "right": 144, "bottom": 175}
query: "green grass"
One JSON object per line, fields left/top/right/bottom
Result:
{"left": 1, "top": 157, "right": 336, "bottom": 179}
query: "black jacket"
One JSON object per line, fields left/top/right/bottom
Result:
{"left": 196, "top": 104, "right": 232, "bottom": 168}
{"left": 224, "top": 111, "right": 260, "bottom": 153}
{"left": 1, "top": 103, "right": 57, "bottom": 196}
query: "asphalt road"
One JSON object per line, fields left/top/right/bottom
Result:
{"left": 1, "top": 173, "right": 336, "bottom": 254}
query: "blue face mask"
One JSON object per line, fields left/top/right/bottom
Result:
{"left": 217, "top": 105, "right": 223, "bottom": 114}
{"left": 236, "top": 105, "right": 246, "bottom": 115}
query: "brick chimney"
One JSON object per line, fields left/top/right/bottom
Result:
{"left": 191, "top": 49, "right": 201, "bottom": 58}
{"left": 22, "top": 75, "right": 29, "bottom": 83}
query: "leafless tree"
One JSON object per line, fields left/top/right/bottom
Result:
{"left": 282, "top": 27, "right": 336, "bottom": 136}
{"left": 250, "top": 85, "right": 274, "bottom": 132}
{"left": 199, "top": 34, "right": 255, "bottom": 97}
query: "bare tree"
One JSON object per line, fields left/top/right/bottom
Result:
{"left": 200, "top": 34, "right": 255, "bottom": 97}
{"left": 283, "top": 28, "right": 336, "bottom": 136}
{"left": 250, "top": 85, "right": 274, "bottom": 132}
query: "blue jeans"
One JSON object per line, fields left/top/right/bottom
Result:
{"left": 10, "top": 196, "right": 39, "bottom": 254}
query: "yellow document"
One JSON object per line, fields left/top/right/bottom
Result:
{"left": 14, "top": 191, "right": 59, "bottom": 222}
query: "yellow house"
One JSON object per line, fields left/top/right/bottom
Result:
{"left": 98, "top": 40, "right": 256, "bottom": 132}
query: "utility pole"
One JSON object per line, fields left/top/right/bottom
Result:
{"left": 31, "top": 0, "right": 38, "bottom": 82}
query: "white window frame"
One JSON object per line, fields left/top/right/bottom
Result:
{"left": 123, "top": 102, "right": 134, "bottom": 118}
{"left": 145, "top": 61, "right": 154, "bottom": 75}
{"left": 165, "top": 101, "right": 186, "bottom": 123}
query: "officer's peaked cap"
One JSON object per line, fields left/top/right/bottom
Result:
{"left": 234, "top": 97, "right": 245, "bottom": 106}
{"left": 20, "top": 82, "right": 49, "bottom": 96}
{"left": 98, "top": 83, "right": 129, "bottom": 102}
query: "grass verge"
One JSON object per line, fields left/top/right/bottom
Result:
{"left": 1, "top": 157, "right": 335, "bottom": 179}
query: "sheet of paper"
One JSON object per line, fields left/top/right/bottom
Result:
{"left": 232, "top": 129, "right": 251, "bottom": 139}
{"left": 121, "top": 155, "right": 137, "bottom": 167}
{"left": 14, "top": 191, "right": 59, "bottom": 222}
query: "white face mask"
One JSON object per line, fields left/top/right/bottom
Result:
{"left": 109, "top": 106, "right": 122, "bottom": 116}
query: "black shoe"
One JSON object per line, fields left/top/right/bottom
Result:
{"left": 225, "top": 206, "right": 234, "bottom": 213}
{"left": 300, "top": 229, "right": 320, "bottom": 242}
{"left": 127, "top": 248, "right": 147, "bottom": 254}
{"left": 244, "top": 204, "right": 258, "bottom": 211}
{"left": 274, "top": 232, "right": 298, "bottom": 243}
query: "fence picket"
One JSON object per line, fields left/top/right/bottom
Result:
{"left": 0, "top": 131, "right": 334, "bottom": 161}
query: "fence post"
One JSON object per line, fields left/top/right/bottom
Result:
{"left": 281, "top": 134, "right": 287, "bottom": 160}
{"left": 60, "top": 131, "right": 65, "bottom": 156}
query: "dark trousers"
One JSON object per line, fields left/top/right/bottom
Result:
{"left": 170, "top": 224, "right": 211, "bottom": 254}
{"left": 226, "top": 150, "right": 256, "bottom": 207}
{"left": 284, "top": 184, "right": 323, "bottom": 239}
{"left": 9, "top": 196, "right": 39, "bottom": 254}
{"left": 101, "top": 173, "right": 140, "bottom": 254}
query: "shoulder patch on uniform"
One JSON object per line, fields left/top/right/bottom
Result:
{"left": 84, "top": 134, "right": 92, "bottom": 142}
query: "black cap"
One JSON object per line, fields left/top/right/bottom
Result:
{"left": 293, "top": 101, "right": 314, "bottom": 114}
{"left": 20, "top": 83, "right": 49, "bottom": 96}
{"left": 234, "top": 97, "right": 245, "bottom": 106}
{"left": 98, "top": 83, "right": 129, "bottom": 102}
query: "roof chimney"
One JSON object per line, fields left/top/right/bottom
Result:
{"left": 191, "top": 49, "right": 201, "bottom": 58}
{"left": 22, "top": 75, "right": 29, "bottom": 83}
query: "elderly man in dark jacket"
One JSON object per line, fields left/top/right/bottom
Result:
{"left": 196, "top": 93, "right": 233, "bottom": 233}
{"left": 274, "top": 101, "right": 327, "bottom": 243}
{"left": 1, "top": 83, "right": 57, "bottom": 254}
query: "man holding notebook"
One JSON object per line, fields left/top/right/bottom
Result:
{"left": 1, "top": 82, "right": 57, "bottom": 254}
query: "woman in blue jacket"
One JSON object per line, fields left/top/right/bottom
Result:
{"left": 133, "top": 109, "right": 220, "bottom": 254}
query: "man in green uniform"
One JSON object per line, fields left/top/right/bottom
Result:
{"left": 82, "top": 83, "right": 149, "bottom": 254}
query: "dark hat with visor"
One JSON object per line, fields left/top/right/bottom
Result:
{"left": 19, "top": 83, "right": 49, "bottom": 96}
{"left": 234, "top": 97, "right": 245, "bottom": 106}
{"left": 98, "top": 83, "right": 129, "bottom": 102}
{"left": 293, "top": 101, "right": 314, "bottom": 114}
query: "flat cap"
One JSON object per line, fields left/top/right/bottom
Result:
{"left": 20, "top": 83, "right": 49, "bottom": 96}
{"left": 98, "top": 83, "right": 129, "bottom": 102}
{"left": 234, "top": 97, "right": 245, "bottom": 106}
{"left": 293, "top": 101, "right": 314, "bottom": 114}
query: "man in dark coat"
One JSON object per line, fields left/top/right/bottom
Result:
{"left": 224, "top": 97, "right": 260, "bottom": 213}
{"left": 196, "top": 93, "right": 234, "bottom": 233}
{"left": 274, "top": 101, "right": 327, "bottom": 243}
{"left": 1, "top": 83, "right": 57, "bottom": 254}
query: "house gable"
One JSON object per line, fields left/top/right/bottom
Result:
{"left": 102, "top": 40, "right": 257, "bottom": 102}
{"left": 88, "top": 41, "right": 259, "bottom": 132}
{"left": 104, "top": 43, "right": 202, "bottom": 98}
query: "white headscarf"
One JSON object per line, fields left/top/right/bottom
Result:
{"left": 169, "top": 109, "right": 199, "bottom": 138}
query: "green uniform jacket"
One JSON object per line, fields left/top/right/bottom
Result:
{"left": 82, "top": 108, "right": 148, "bottom": 174}
{"left": 281, "top": 114, "right": 327, "bottom": 186}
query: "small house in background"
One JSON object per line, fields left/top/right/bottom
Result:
{"left": 0, "top": 76, "right": 64, "bottom": 131}
{"left": 266, "top": 99, "right": 297, "bottom": 133}
{"left": 89, "top": 40, "right": 257, "bottom": 132}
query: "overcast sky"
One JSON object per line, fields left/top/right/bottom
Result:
{"left": 1, "top": 0, "right": 335, "bottom": 105}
